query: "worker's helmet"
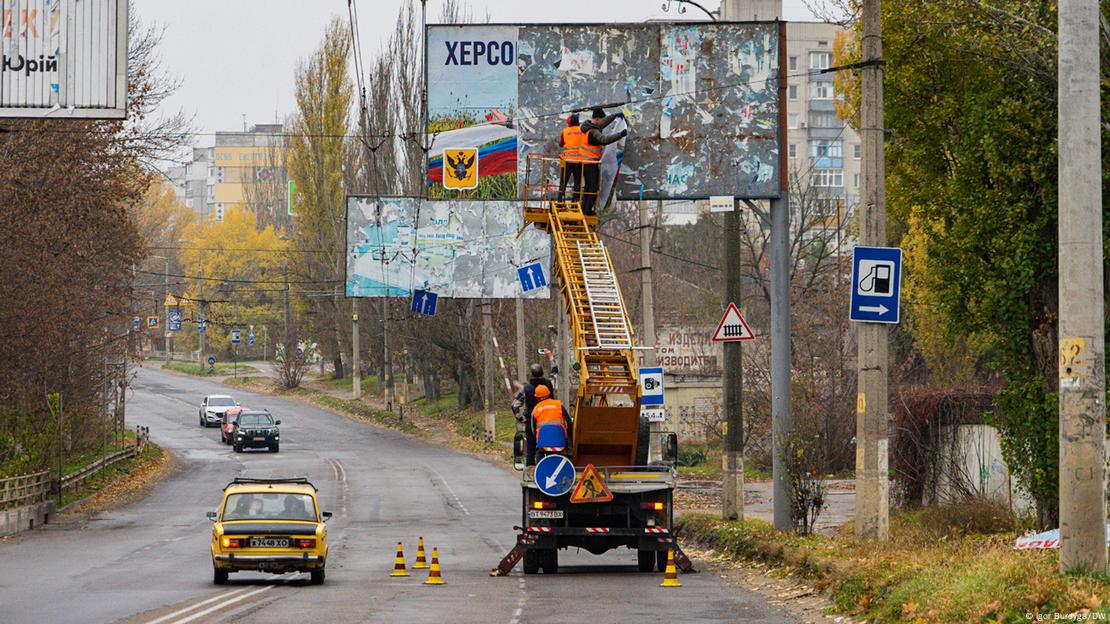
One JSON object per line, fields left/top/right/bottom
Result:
{"left": 534, "top": 384, "right": 551, "bottom": 399}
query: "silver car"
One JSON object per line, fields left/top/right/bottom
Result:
{"left": 199, "top": 395, "right": 238, "bottom": 427}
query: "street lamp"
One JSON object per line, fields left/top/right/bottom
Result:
{"left": 661, "top": 0, "right": 718, "bottom": 21}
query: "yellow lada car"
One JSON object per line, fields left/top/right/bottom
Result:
{"left": 208, "top": 477, "right": 331, "bottom": 584}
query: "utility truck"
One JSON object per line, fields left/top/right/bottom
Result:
{"left": 491, "top": 155, "right": 694, "bottom": 576}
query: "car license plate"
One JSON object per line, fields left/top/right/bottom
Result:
{"left": 249, "top": 537, "right": 290, "bottom": 548}
{"left": 527, "top": 510, "right": 563, "bottom": 519}
{"left": 254, "top": 436, "right": 266, "bottom": 441}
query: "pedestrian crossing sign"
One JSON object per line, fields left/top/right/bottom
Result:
{"left": 163, "top": 293, "right": 178, "bottom": 307}
{"left": 570, "top": 464, "right": 613, "bottom": 504}
{"left": 711, "top": 302, "right": 754, "bottom": 342}
{"left": 179, "top": 292, "right": 192, "bottom": 307}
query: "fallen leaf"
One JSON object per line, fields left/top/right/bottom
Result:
{"left": 902, "top": 597, "right": 918, "bottom": 614}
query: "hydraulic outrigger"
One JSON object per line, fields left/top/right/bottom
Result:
{"left": 491, "top": 154, "right": 695, "bottom": 576}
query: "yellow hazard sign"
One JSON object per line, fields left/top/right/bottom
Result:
{"left": 442, "top": 147, "right": 478, "bottom": 190}
{"left": 570, "top": 463, "right": 613, "bottom": 504}
{"left": 163, "top": 293, "right": 178, "bottom": 307}
{"left": 179, "top": 291, "right": 192, "bottom": 307}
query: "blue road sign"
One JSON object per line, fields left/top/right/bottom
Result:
{"left": 517, "top": 262, "right": 547, "bottom": 292}
{"left": 231, "top": 329, "right": 242, "bottom": 345}
{"left": 208, "top": 356, "right": 216, "bottom": 366}
{"left": 639, "top": 367, "right": 665, "bottom": 405}
{"left": 197, "top": 317, "right": 207, "bottom": 333}
{"left": 534, "top": 454, "right": 576, "bottom": 497}
{"left": 168, "top": 309, "right": 183, "bottom": 332}
{"left": 411, "top": 289, "right": 438, "bottom": 316}
{"left": 850, "top": 246, "right": 903, "bottom": 324}
{"left": 132, "top": 317, "right": 141, "bottom": 331}
{"left": 248, "top": 327, "right": 255, "bottom": 346}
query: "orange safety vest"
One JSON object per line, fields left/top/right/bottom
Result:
{"left": 578, "top": 130, "right": 603, "bottom": 163}
{"left": 532, "top": 398, "right": 567, "bottom": 436}
{"left": 561, "top": 126, "right": 586, "bottom": 163}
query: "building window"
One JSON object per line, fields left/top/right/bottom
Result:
{"left": 788, "top": 113, "right": 799, "bottom": 129}
{"left": 812, "top": 169, "right": 844, "bottom": 187}
{"left": 854, "top": 143, "right": 862, "bottom": 159}
{"left": 788, "top": 56, "right": 797, "bottom": 70}
{"left": 788, "top": 143, "right": 797, "bottom": 158}
{"left": 853, "top": 173, "right": 861, "bottom": 187}
{"left": 809, "top": 52, "right": 832, "bottom": 70}
{"left": 809, "top": 140, "right": 843, "bottom": 159}
{"left": 788, "top": 84, "right": 797, "bottom": 100}
{"left": 810, "top": 111, "right": 840, "bottom": 128}
{"left": 817, "top": 40, "right": 828, "bottom": 47}
{"left": 811, "top": 81, "right": 833, "bottom": 99}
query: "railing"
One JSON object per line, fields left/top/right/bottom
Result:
{"left": 0, "top": 426, "right": 151, "bottom": 507}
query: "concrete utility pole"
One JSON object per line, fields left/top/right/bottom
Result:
{"left": 722, "top": 202, "right": 744, "bottom": 520}
{"left": 198, "top": 260, "right": 206, "bottom": 366}
{"left": 639, "top": 199, "right": 660, "bottom": 462}
{"left": 482, "top": 299, "right": 496, "bottom": 442}
{"left": 515, "top": 299, "right": 527, "bottom": 383}
{"left": 163, "top": 257, "right": 170, "bottom": 359}
{"left": 283, "top": 262, "right": 291, "bottom": 344}
{"left": 352, "top": 302, "right": 361, "bottom": 400}
{"left": 1056, "top": 0, "right": 1106, "bottom": 574}
{"left": 855, "top": 0, "right": 890, "bottom": 540}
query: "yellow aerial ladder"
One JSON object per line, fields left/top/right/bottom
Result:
{"left": 491, "top": 154, "right": 694, "bottom": 576}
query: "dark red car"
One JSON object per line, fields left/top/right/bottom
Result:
{"left": 220, "top": 407, "right": 244, "bottom": 445}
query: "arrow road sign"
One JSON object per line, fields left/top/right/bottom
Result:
{"left": 411, "top": 289, "right": 438, "bottom": 316}
{"left": 850, "top": 246, "right": 903, "bottom": 324}
{"left": 518, "top": 262, "right": 546, "bottom": 293}
{"left": 197, "top": 318, "right": 207, "bottom": 333}
{"left": 639, "top": 367, "right": 665, "bottom": 405}
{"left": 711, "top": 303, "right": 755, "bottom": 342}
{"left": 248, "top": 327, "right": 255, "bottom": 346}
{"left": 535, "top": 454, "right": 576, "bottom": 497}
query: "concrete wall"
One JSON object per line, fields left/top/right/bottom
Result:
{"left": 0, "top": 501, "right": 55, "bottom": 537}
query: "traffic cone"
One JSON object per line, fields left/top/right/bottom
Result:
{"left": 659, "top": 549, "right": 681, "bottom": 588}
{"left": 413, "top": 536, "right": 429, "bottom": 569}
{"left": 424, "top": 547, "right": 446, "bottom": 585}
{"left": 390, "top": 542, "right": 410, "bottom": 577}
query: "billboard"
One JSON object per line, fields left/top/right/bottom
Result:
{"left": 426, "top": 22, "right": 782, "bottom": 201}
{"left": 1, "top": 0, "right": 128, "bottom": 119}
{"left": 346, "top": 196, "right": 550, "bottom": 299}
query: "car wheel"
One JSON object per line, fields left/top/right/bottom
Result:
{"left": 213, "top": 567, "right": 229, "bottom": 585}
{"left": 310, "top": 568, "right": 325, "bottom": 585}
{"left": 637, "top": 549, "right": 655, "bottom": 573}
{"left": 270, "top": 444, "right": 279, "bottom": 453}
{"left": 233, "top": 443, "right": 242, "bottom": 453}
{"left": 522, "top": 549, "right": 540, "bottom": 575}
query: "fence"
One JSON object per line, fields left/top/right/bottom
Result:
{"left": 0, "top": 426, "right": 150, "bottom": 508}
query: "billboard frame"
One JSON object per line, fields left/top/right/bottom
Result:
{"left": 424, "top": 20, "right": 786, "bottom": 202}
{"left": 0, "top": 0, "right": 129, "bottom": 119}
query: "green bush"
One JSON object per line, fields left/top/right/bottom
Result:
{"left": 677, "top": 445, "right": 709, "bottom": 467}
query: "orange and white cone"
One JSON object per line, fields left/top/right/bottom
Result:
{"left": 413, "top": 536, "right": 429, "bottom": 569}
{"left": 424, "top": 547, "right": 446, "bottom": 585}
{"left": 390, "top": 542, "right": 410, "bottom": 577}
{"left": 659, "top": 549, "right": 681, "bottom": 587}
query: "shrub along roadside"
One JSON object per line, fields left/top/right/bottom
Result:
{"left": 679, "top": 512, "right": 1110, "bottom": 623}
{"left": 162, "top": 361, "right": 256, "bottom": 377}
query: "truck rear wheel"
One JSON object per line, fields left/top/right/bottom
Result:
{"left": 540, "top": 549, "right": 558, "bottom": 574}
{"left": 523, "top": 549, "right": 540, "bottom": 575}
{"left": 656, "top": 549, "right": 669, "bottom": 572}
{"left": 637, "top": 549, "right": 655, "bottom": 572}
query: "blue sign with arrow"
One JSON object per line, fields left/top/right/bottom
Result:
{"left": 248, "top": 327, "right": 255, "bottom": 346}
{"left": 197, "top": 317, "right": 207, "bottom": 333}
{"left": 411, "top": 289, "right": 438, "bottom": 316}
{"left": 534, "top": 454, "right": 576, "bottom": 497}
{"left": 517, "top": 262, "right": 547, "bottom": 293}
{"left": 850, "top": 246, "right": 903, "bottom": 324}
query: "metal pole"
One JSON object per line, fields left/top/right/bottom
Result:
{"left": 855, "top": 0, "right": 890, "bottom": 540}
{"left": 483, "top": 299, "right": 496, "bottom": 442}
{"left": 722, "top": 202, "right": 744, "bottom": 520}
{"left": 515, "top": 298, "right": 527, "bottom": 383}
{"left": 1057, "top": 0, "right": 1106, "bottom": 574}
{"left": 198, "top": 260, "right": 206, "bottom": 367}
{"left": 352, "top": 302, "right": 361, "bottom": 400}
{"left": 640, "top": 199, "right": 660, "bottom": 463}
{"left": 163, "top": 258, "right": 170, "bottom": 360}
{"left": 283, "top": 262, "right": 291, "bottom": 344}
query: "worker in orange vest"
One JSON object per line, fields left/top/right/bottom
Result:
{"left": 579, "top": 108, "right": 627, "bottom": 216}
{"left": 557, "top": 113, "right": 586, "bottom": 203}
{"left": 530, "top": 384, "right": 571, "bottom": 458}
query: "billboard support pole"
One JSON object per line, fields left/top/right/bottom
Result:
{"left": 639, "top": 199, "right": 660, "bottom": 462}
{"left": 722, "top": 201, "right": 744, "bottom": 521}
{"left": 483, "top": 299, "right": 496, "bottom": 442}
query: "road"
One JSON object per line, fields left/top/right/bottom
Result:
{"left": 0, "top": 366, "right": 800, "bottom": 624}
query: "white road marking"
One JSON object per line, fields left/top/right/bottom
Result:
{"left": 168, "top": 585, "right": 276, "bottom": 624}
{"left": 140, "top": 588, "right": 252, "bottom": 624}
{"left": 429, "top": 467, "right": 470, "bottom": 515}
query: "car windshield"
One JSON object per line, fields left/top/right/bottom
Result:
{"left": 208, "top": 397, "right": 235, "bottom": 407}
{"left": 239, "top": 414, "right": 273, "bottom": 427}
{"left": 222, "top": 492, "right": 316, "bottom": 521}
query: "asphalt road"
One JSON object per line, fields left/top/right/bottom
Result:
{"left": 0, "top": 366, "right": 801, "bottom": 624}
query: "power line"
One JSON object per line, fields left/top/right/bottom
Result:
{"left": 134, "top": 268, "right": 340, "bottom": 286}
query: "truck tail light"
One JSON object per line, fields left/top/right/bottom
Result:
{"left": 533, "top": 501, "right": 556, "bottom": 510}
{"left": 640, "top": 502, "right": 665, "bottom": 511}
{"left": 295, "top": 538, "right": 316, "bottom": 549}
{"left": 224, "top": 538, "right": 243, "bottom": 548}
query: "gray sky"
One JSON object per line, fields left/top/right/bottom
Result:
{"left": 133, "top": 0, "right": 820, "bottom": 144}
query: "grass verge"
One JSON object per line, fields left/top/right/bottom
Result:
{"left": 679, "top": 512, "right": 1110, "bottom": 623}
{"left": 60, "top": 441, "right": 167, "bottom": 510}
{"left": 163, "top": 361, "right": 256, "bottom": 376}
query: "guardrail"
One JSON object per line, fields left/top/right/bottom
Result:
{"left": 0, "top": 426, "right": 151, "bottom": 507}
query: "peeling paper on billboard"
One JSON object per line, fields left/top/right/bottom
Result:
{"left": 426, "top": 22, "right": 781, "bottom": 201}
{"left": 346, "top": 196, "right": 550, "bottom": 299}
{"left": 1013, "top": 524, "right": 1110, "bottom": 549}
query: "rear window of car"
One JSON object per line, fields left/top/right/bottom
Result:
{"left": 208, "top": 397, "right": 235, "bottom": 407}
{"left": 239, "top": 413, "right": 274, "bottom": 427}
{"left": 223, "top": 492, "right": 316, "bottom": 521}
